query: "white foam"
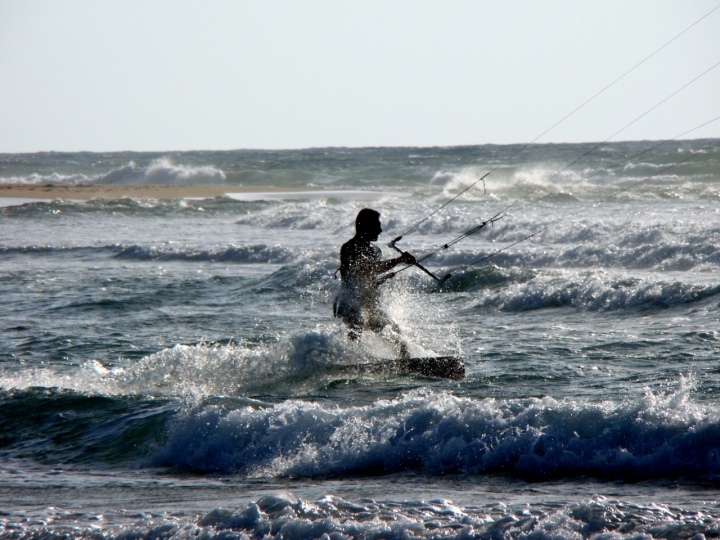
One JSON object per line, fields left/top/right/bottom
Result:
{"left": 431, "top": 167, "right": 489, "bottom": 199}
{"left": 0, "top": 330, "right": 380, "bottom": 400}
{"left": 153, "top": 379, "right": 720, "bottom": 481}
{"left": 112, "top": 243, "right": 298, "bottom": 264}
{"left": 226, "top": 190, "right": 408, "bottom": 201}
{"left": 460, "top": 269, "right": 720, "bottom": 312}
{"left": 430, "top": 165, "right": 590, "bottom": 202}
{"left": 4, "top": 493, "right": 717, "bottom": 540}
{"left": 0, "top": 158, "right": 226, "bottom": 186}
{"left": 0, "top": 172, "right": 90, "bottom": 184}
{"left": 95, "top": 158, "right": 225, "bottom": 185}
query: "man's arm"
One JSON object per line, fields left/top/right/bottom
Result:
{"left": 373, "top": 252, "right": 415, "bottom": 275}
{"left": 341, "top": 240, "right": 416, "bottom": 281}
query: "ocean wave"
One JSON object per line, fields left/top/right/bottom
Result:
{"left": 155, "top": 381, "right": 720, "bottom": 481}
{"left": 430, "top": 167, "right": 491, "bottom": 200}
{"left": 3, "top": 355, "right": 720, "bottom": 483}
{"left": 0, "top": 245, "right": 101, "bottom": 258}
{"left": 435, "top": 265, "right": 538, "bottom": 292}
{"left": 431, "top": 165, "right": 594, "bottom": 202}
{"left": 0, "top": 171, "right": 91, "bottom": 184}
{"left": 2, "top": 493, "right": 718, "bottom": 540}
{"left": 0, "top": 331, "right": 386, "bottom": 400}
{"left": 1, "top": 143, "right": 717, "bottom": 198}
{"left": 111, "top": 243, "right": 297, "bottom": 264}
{"left": 0, "top": 195, "right": 268, "bottom": 220}
{"left": 445, "top": 269, "right": 720, "bottom": 311}
{"left": 0, "top": 386, "right": 174, "bottom": 464}
{"left": 425, "top": 222, "right": 720, "bottom": 272}
{"left": 234, "top": 199, "right": 368, "bottom": 232}
{"left": 427, "top": 160, "right": 720, "bottom": 205}
{"left": 113, "top": 334, "right": 355, "bottom": 398}
{"left": 0, "top": 243, "right": 300, "bottom": 265}
{"left": 0, "top": 332, "right": 414, "bottom": 461}
{"left": 189, "top": 494, "right": 720, "bottom": 540}
{"left": 0, "top": 158, "right": 226, "bottom": 186}
{"left": 93, "top": 158, "right": 226, "bottom": 185}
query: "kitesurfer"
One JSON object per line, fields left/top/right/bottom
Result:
{"left": 334, "top": 208, "right": 416, "bottom": 357}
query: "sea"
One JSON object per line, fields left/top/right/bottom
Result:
{"left": 1, "top": 140, "right": 719, "bottom": 540}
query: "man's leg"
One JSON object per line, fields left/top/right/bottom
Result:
{"left": 337, "top": 300, "right": 363, "bottom": 341}
{"left": 366, "top": 311, "right": 410, "bottom": 359}
{"left": 388, "top": 332, "right": 410, "bottom": 359}
{"left": 347, "top": 327, "right": 361, "bottom": 341}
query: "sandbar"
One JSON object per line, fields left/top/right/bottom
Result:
{"left": 0, "top": 183, "right": 305, "bottom": 201}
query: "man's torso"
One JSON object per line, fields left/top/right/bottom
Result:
{"left": 340, "top": 236, "right": 381, "bottom": 309}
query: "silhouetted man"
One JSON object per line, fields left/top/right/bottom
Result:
{"left": 334, "top": 208, "right": 416, "bottom": 357}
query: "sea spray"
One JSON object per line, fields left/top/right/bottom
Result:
{"left": 2, "top": 142, "right": 720, "bottom": 538}
{"left": 154, "top": 381, "right": 720, "bottom": 480}
{"left": 2, "top": 493, "right": 719, "bottom": 540}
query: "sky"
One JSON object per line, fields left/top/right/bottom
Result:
{"left": 1, "top": 1, "right": 719, "bottom": 152}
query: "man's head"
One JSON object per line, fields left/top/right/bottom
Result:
{"left": 355, "top": 208, "right": 382, "bottom": 241}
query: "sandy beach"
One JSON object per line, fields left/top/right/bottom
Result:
{"left": 0, "top": 183, "right": 305, "bottom": 200}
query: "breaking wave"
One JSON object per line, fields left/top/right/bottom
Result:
{"left": 1, "top": 158, "right": 226, "bottom": 185}
{"left": 3, "top": 493, "right": 720, "bottom": 540}
{"left": 444, "top": 268, "right": 720, "bottom": 311}
{"left": 112, "top": 243, "right": 297, "bottom": 264}
{"left": 3, "top": 352, "right": 719, "bottom": 484}
{"left": 0, "top": 243, "right": 301, "bottom": 265}
{"left": 93, "top": 158, "right": 226, "bottom": 185}
{"left": 0, "top": 331, "right": 361, "bottom": 399}
{"left": 155, "top": 381, "right": 720, "bottom": 481}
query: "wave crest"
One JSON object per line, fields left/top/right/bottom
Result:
{"left": 112, "top": 243, "right": 296, "bottom": 264}
{"left": 3, "top": 493, "right": 719, "bottom": 540}
{"left": 0, "top": 331, "right": 376, "bottom": 399}
{"left": 1, "top": 158, "right": 226, "bottom": 186}
{"left": 449, "top": 270, "right": 720, "bottom": 311}
{"left": 155, "top": 381, "right": 720, "bottom": 481}
{"left": 94, "top": 158, "right": 226, "bottom": 185}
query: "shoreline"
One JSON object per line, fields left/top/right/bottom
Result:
{"left": 0, "top": 183, "right": 306, "bottom": 200}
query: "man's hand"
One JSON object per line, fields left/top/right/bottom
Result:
{"left": 399, "top": 252, "right": 416, "bottom": 265}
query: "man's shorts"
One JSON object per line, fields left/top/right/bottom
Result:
{"left": 334, "top": 297, "right": 396, "bottom": 334}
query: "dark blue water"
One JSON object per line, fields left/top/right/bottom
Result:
{"left": 1, "top": 141, "right": 720, "bottom": 539}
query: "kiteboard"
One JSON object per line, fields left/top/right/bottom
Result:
{"left": 339, "top": 356, "right": 465, "bottom": 381}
